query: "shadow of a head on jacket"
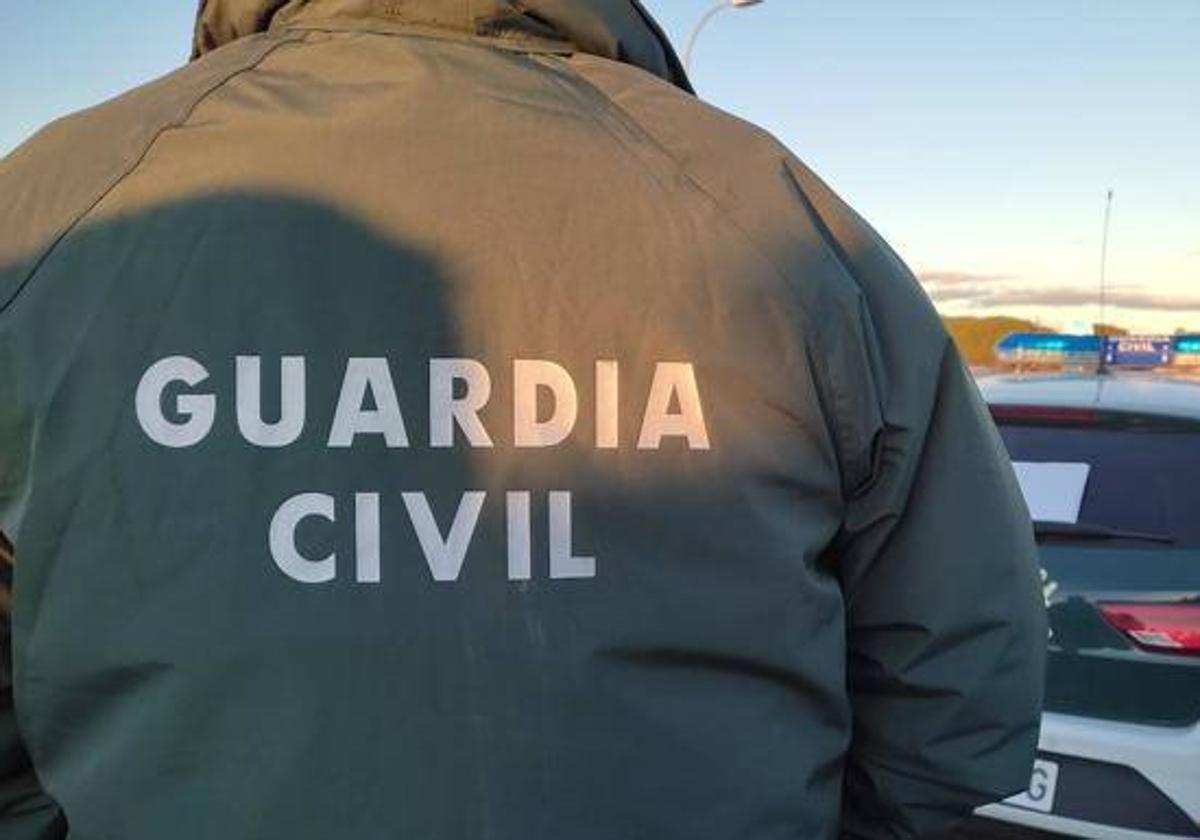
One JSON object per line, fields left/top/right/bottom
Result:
{"left": 1, "top": 191, "right": 498, "bottom": 834}
{"left": 1, "top": 189, "right": 483, "bottom": 593}
{"left": 0, "top": 190, "right": 850, "bottom": 839}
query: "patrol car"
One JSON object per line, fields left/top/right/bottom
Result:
{"left": 968, "top": 366, "right": 1200, "bottom": 838}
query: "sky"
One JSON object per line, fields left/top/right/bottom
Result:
{"left": 1, "top": 0, "right": 1197, "bottom": 334}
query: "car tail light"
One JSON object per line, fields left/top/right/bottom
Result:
{"left": 1098, "top": 603, "right": 1200, "bottom": 655}
{"left": 990, "top": 405, "right": 1099, "bottom": 424}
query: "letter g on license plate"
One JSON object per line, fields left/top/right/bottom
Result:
{"left": 1004, "top": 759, "right": 1060, "bottom": 814}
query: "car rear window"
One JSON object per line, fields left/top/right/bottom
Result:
{"left": 996, "top": 420, "right": 1200, "bottom": 548}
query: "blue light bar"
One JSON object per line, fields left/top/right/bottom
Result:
{"left": 994, "top": 333, "right": 1103, "bottom": 364}
{"left": 1104, "top": 336, "right": 1174, "bottom": 367}
{"left": 995, "top": 333, "right": 1104, "bottom": 353}
{"left": 1174, "top": 335, "right": 1200, "bottom": 354}
{"left": 1174, "top": 335, "right": 1200, "bottom": 367}
{"left": 996, "top": 333, "right": 1200, "bottom": 368}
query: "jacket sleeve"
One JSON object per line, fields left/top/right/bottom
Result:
{"left": 0, "top": 534, "right": 65, "bottom": 838}
{"left": 834, "top": 343, "right": 1047, "bottom": 839}
{"left": 783, "top": 163, "right": 1048, "bottom": 838}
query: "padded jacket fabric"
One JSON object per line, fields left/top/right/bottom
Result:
{"left": 0, "top": 2, "right": 1045, "bottom": 837}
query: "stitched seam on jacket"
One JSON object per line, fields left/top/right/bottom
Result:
{"left": 542, "top": 58, "right": 799, "bottom": 289}
{"left": 278, "top": 19, "right": 575, "bottom": 55}
{"left": 537, "top": 54, "right": 866, "bottom": 504}
{"left": 0, "top": 32, "right": 307, "bottom": 321}
{"left": 780, "top": 164, "right": 888, "bottom": 495}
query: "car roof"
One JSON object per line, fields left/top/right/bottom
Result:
{"left": 976, "top": 372, "right": 1200, "bottom": 421}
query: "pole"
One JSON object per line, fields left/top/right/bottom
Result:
{"left": 683, "top": 2, "right": 731, "bottom": 76}
{"left": 1099, "top": 188, "right": 1114, "bottom": 335}
{"left": 1097, "top": 188, "right": 1114, "bottom": 373}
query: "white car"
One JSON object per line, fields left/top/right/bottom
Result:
{"left": 967, "top": 373, "right": 1200, "bottom": 839}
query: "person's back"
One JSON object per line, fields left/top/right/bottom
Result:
{"left": 0, "top": 2, "right": 1046, "bottom": 838}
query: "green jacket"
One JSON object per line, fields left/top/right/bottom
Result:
{"left": 0, "top": 2, "right": 1045, "bottom": 837}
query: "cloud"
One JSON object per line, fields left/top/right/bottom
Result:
{"left": 918, "top": 267, "right": 1200, "bottom": 312}
{"left": 982, "top": 287, "right": 1200, "bottom": 311}
{"left": 922, "top": 284, "right": 995, "bottom": 304}
{"left": 919, "top": 270, "right": 1014, "bottom": 286}
{"left": 918, "top": 269, "right": 1017, "bottom": 307}
{"left": 928, "top": 283, "right": 1200, "bottom": 312}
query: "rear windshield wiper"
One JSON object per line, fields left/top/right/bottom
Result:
{"left": 1033, "top": 521, "right": 1176, "bottom": 545}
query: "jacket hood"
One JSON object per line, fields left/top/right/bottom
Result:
{"left": 192, "top": 0, "right": 693, "bottom": 92}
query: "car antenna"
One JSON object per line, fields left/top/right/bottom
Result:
{"left": 1095, "top": 188, "right": 1114, "bottom": 377}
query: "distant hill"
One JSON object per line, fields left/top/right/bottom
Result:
{"left": 942, "top": 316, "right": 1050, "bottom": 366}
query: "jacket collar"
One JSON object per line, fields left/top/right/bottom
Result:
{"left": 192, "top": 0, "right": 693, "bottom": 92}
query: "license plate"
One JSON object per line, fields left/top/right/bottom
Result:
{"left": 1004, "top": 759, "right": 1060, "bottom": 814}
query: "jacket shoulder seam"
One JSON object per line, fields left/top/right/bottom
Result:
{"left": 541, "top": 59, "right": 869, "bottom": 360}
{"left": 0, "top": 33, "right": 306, "bottom": 320}
{"left": 545, "top": 60, "right": 801, "bottom": 286}
{"left": 540, "top": 56, "right": 874, "bottom": 498}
